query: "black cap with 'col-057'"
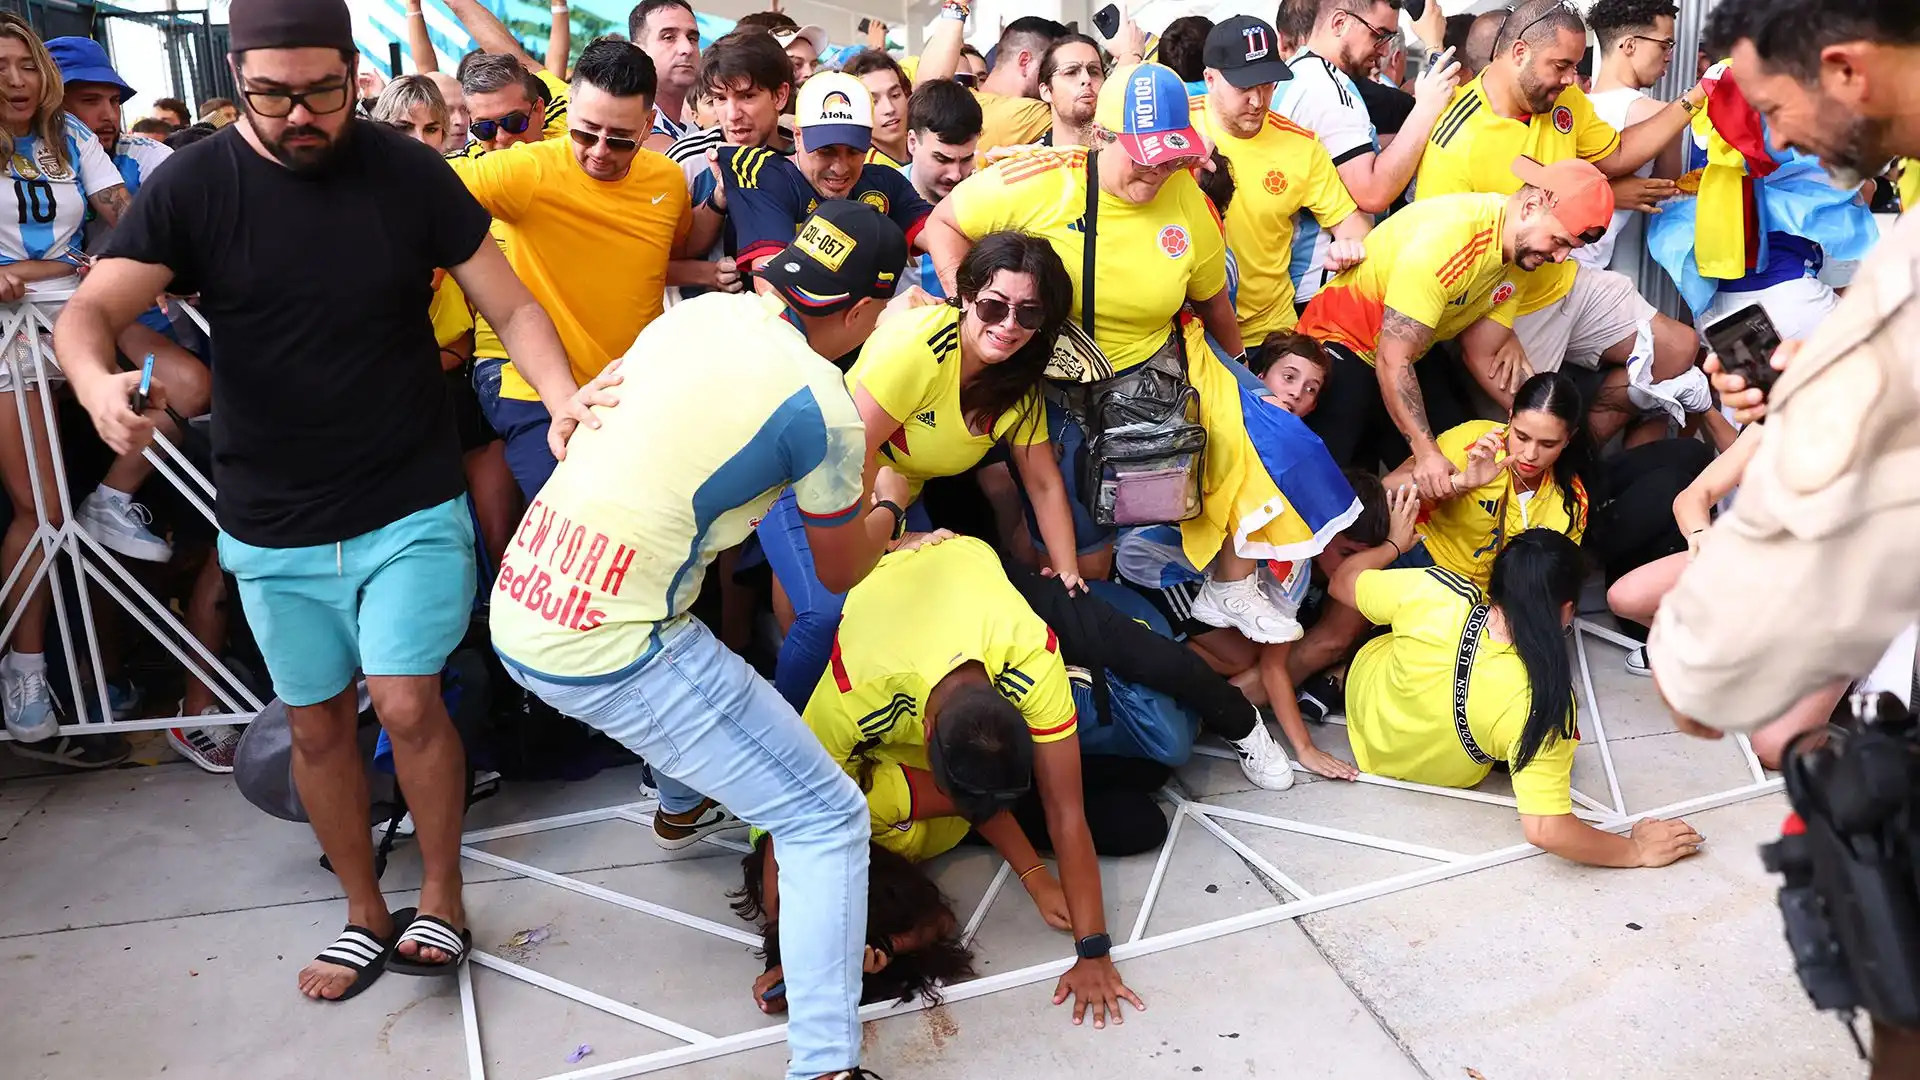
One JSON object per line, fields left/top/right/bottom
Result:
{"left": 760, "top": 200, "right": 908, "bottom": 315}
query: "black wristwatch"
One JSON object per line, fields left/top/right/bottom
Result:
{"left": 1075, "top": 932, "right": 1112, "bottom": 960}
{"left": 873, "top": 499, "right": 907, "bottom": 542}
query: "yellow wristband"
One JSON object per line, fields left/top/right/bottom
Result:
{"left": 1018, "top": 863, "right": 1046, "bottom": 883}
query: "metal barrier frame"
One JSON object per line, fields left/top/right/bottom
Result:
{"left": 0, "top": 294, "right": 263, "bottom": 743}
{"left": 452, "top": 632, "right": 1782, "bottom": 1080}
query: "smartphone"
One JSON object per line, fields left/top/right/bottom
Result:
{"left": 1093, "top": 3, "right": 1119, "bottom": 39}
{"left": 1703, "top": 303, "right": 1784, "bottom": 398}
{"left": 856, "top": 16, "right": 872, "bottom": 33}
{"left": 760, "top": 979, "right": 785, "bottom": 1002}
{"left": 131, "top": 351, "right": 155, "bottom": 414}
{"left": 1403, "top": 0, "right": 1425, "bottom": 20}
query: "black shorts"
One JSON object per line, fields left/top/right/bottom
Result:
{"left": 446, "top": 367, "right": 497, "bottom": 453}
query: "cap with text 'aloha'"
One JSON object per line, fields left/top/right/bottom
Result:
{"left": 761, "top": 200, "right": 907, "bottom": 315}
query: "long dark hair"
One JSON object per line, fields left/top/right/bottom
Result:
{"left": 1509, "top": 371, "right": 1596, "bottom": 537}
{"left": 952, "top": 231, "right": 1073, "bottom": 443}
{"left": 732, "top": 836, "right": 977, "bottom": 1006}
{"left": 1488, "top": 529, "right": 1585, "bottom": 772}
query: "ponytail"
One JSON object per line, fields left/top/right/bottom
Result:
{"left": 1488, "top": 529, "right": 1586, "bottom": 772}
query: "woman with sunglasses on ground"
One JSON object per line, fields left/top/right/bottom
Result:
{"left": 759, "top": 231, "right": 1083, "bottom": 707}
{"left": 920, "top": 63, "right": 1358, "bottom": 649}
{"left": 1330, "top": 511, "right": 1704, "bottom": 869}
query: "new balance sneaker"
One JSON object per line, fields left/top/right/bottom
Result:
{"left": 1189, "top": 574, "right": 1303, "bottom": 644}
{"left": 1226, "top": 716, "right": 1295, "bottom": 791}
{"left": 1625, "top": 647, "right": 1652, "bottom": 679}
{"left": 1, "top": 659, "right": 58, "bottom": 742}
{"left": 167, "top": 709, "right": 241, "bottom": 774}
{"left": 76, "top": 489, "right": 172, "bottom": 562}
{"left": 10, "top": 733, "right": 130, "bottom": 769}
{"left": 653, "top": 797, "right": 740, "bottom": 850}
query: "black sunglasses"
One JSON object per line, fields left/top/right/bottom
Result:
{"left": 470, "top": 110, "right": 533, "bottom": 140}
{"left": 242, "top": 83, "right": 351, "bottom": 119}
{"left": 970, "top": 296, "right": 1046, "bottom": 330}
{"left": 569, "top": 128, "right": 640, "bottom": 153}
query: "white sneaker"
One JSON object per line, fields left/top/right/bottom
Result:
{"left": 77, "top": 490, "right": 172, "bottom": 562}
{"left": 1190, "top": 575, "right": 1303, "bottom": 644}
{"left": 1226, "top": 716, "right": 1295, "bottom": 791}
{"left": 1, "top": 661, "right": 58, "bottom": 742}
{"left": 166, "top": 719, "right": 240, "bottom": 773}
{"left": 1625, "top": 647, "right": 1652, "bottom": 679}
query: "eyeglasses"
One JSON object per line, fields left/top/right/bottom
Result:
{"left": 1629, "top": 34, "right": 1677, "bottom": 54}
{"left": 569, "top": 128, "right": 640, "bottom": 152}
{"left": 1339, "top": 7, "right": 1396, "bottom": 47}
{"left": 470, "top": 111, "right": 533, "bottom": 140}
{"left": 1502, "top": 1, "right": 1578, "bottom": 51}
{"left": 970, "top": 297, "right": 1046, "bottom": 330}
{"left": 241, "top": 83, "right": 350, "bottom": 119}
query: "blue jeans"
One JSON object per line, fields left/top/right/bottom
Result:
{"left": 507, "top": 617, "right": 868, "bottom": 1080}
{"left": 759, "top": 487, "right": 928, "bottom": 709}
{"left": 473, "top": 358, "right": 559, "bottom": 498}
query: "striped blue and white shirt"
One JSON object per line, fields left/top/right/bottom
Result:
{"left": 1, "top": 114, "right": 123, "bottom": 272}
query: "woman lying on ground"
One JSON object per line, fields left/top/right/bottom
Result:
{"left": 1329, "top": 512, "right": 1704, "bottom": 869}
{"left": 734, "top": 837, "right": 975, "bottom": 1014}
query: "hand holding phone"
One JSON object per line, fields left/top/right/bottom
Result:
{"left": 131, "top": 351, "right": 154, "bottom": 414}
{"left": 1093, "top": 4, "right": 1119, "bottom": 39}
{"left": 1703, "top": 304, "right": 1783, "bottom": 400}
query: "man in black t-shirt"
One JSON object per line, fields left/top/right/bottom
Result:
{"left": 52, "top": 0, "right": 592, "bottom": 1005}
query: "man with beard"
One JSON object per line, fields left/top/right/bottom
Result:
{"left": 695, "top": 72, "right": 931, "bottom": 289}
{"left": 1273, "top": 0, "right": 1460, "bottom": 311}
{"left": 628, "top": 0, "right": 701, "bottom": 150}
{"left": 1038, "top": 33, "right": 1104, "bottom": 147}
{"left": 1652, "top": 0, "right": 1920, "bottom": 935}
{"left": 1413, "top": 0, "right": 1708, "bottom": 450}
{"left": 1296, "top": 158, "right": 1614, "bottom": 475}
{"left": 51, "top": 0, "right": 588, "bottom": 1003}
{"left": 1191, "top": 16, "right": 1370, "bottom": 347}
{"left": 898, "top": 78, "right": 980, "bottom": 297}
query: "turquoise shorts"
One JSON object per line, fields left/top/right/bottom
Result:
{"left": 218, "top": 496, "right": 477, "bottom": 707}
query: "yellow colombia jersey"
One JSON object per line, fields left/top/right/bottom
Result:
{"left": 1421, "top": 419, "right": 1589, "bottom": 591}
{"left": 429, "top": 272, "right": 473, "bottom": 350}
{"left": 1295, "top": 192, "right": 1520, "bottom": 363}
{"left": 865, "top": 145, "right": 907, "bottom": 169}
{"left": 803, "top": 538, "right": 1078, "bottom": 857}
{"left": 1900, "top": 159, "right": 1920, "bottom": 215}
{"left": 1344, "top": 566, "right": 1576, "bottom": 815}
{"left": 946, "top": 146, "right": 1226, "bottom": 372}
{"left": 1414, "top": 77, "right": 1620, "bottom": 315}
{"left": 490, "top": 292, "right": 867, "bottom": 680}
{"left": 846, "top": 304, "right": 1047, "bottom": 503}
{"left": 973, "top": 90, "right": 1053, "bottom": 154}
{"left": 1189, "top": 100, "right": 1357, "bottom": 344}
{"left": 453, "top": 137, "right": 691, "bottom": 400}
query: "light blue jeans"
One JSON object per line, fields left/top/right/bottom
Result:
{"left": 506, "top": 617, "right": 868, "bottom": 1080}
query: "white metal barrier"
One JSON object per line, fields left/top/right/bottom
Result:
{"left": 0, "top": 292, "right": 263, "bottom": 742}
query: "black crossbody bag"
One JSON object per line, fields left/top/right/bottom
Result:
{"left": 1044, "top": 151, "right": 1207, "bottom": 528}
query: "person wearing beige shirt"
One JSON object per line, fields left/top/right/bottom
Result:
{"left": 1648, "top": 1, "right": 1920, "bottom": 748}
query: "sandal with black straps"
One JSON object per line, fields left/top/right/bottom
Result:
{"left": 387, "top": 912, "right": 472, "bottom": 976}
{"left": 308, "top": 905, "right": 414, "bottom": 1003}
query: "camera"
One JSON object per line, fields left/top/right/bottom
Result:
{"left": 1765, "top": 690, "right": 1920, "bottom": 1054}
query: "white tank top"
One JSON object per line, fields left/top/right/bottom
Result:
{"left": 1573, "top": 87, "right": 1653, "bottom": 271}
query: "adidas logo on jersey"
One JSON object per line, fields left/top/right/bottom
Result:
{"left": 915, "top": 409, "right": 936, "bottom": 427}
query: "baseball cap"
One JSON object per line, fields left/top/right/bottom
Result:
{"left": 1095, "top": 63, "right": 1206, "bottom": 168}
{"left": 227, "top": 0, "right": 354, "bottom": 54}
{"left": 773, "top": 24, "right": 828, "bottom": 56}
{"left": 1511, "top": 155, "right": 1615, "bottom": 239}
{"left": 794, "top": 71, "right": 873, "bottom": 152}
{"left": 46, "top": 37, "right": 136, "bottom": 100}
{"left": 760, "top": 201, "right": 907, "bottom": 315}
{"left": 1203, "top": 16, "right": 1292, "bottom": 89}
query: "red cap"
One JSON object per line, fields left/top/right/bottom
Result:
{"left": 1510, "top": 155, "right": 1615, "bottom": 237}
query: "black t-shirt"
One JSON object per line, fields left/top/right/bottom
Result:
{"left": 1353, "top": 77, "right": 1416, "bottom": 137}
{"left": 103, "top": 121, "right": 491, "bottom": 547}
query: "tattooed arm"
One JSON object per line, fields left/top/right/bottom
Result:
{"left": 88, "top": 184, "right": 132, "bottom": 228}
{"left": 1375, "top": 306, "right": 1458, "bottom": 498}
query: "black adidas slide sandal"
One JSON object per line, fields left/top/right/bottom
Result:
{"left": 310, "top": 905, "right": 414, "bottom": 1003}
{"left": 387, "top": 912, "right": 472, "bottom": 976}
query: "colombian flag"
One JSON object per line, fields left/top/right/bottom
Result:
{"left": 1692, "top": 62, "right": 1779, "bottom": 280}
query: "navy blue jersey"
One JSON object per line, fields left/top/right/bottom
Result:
{"left": 716, "top": 144, "right": 931, "bottom": 266}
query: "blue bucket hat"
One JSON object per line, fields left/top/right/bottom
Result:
{"left": 46, "top": 37, "right": 137, "bottom": 100}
